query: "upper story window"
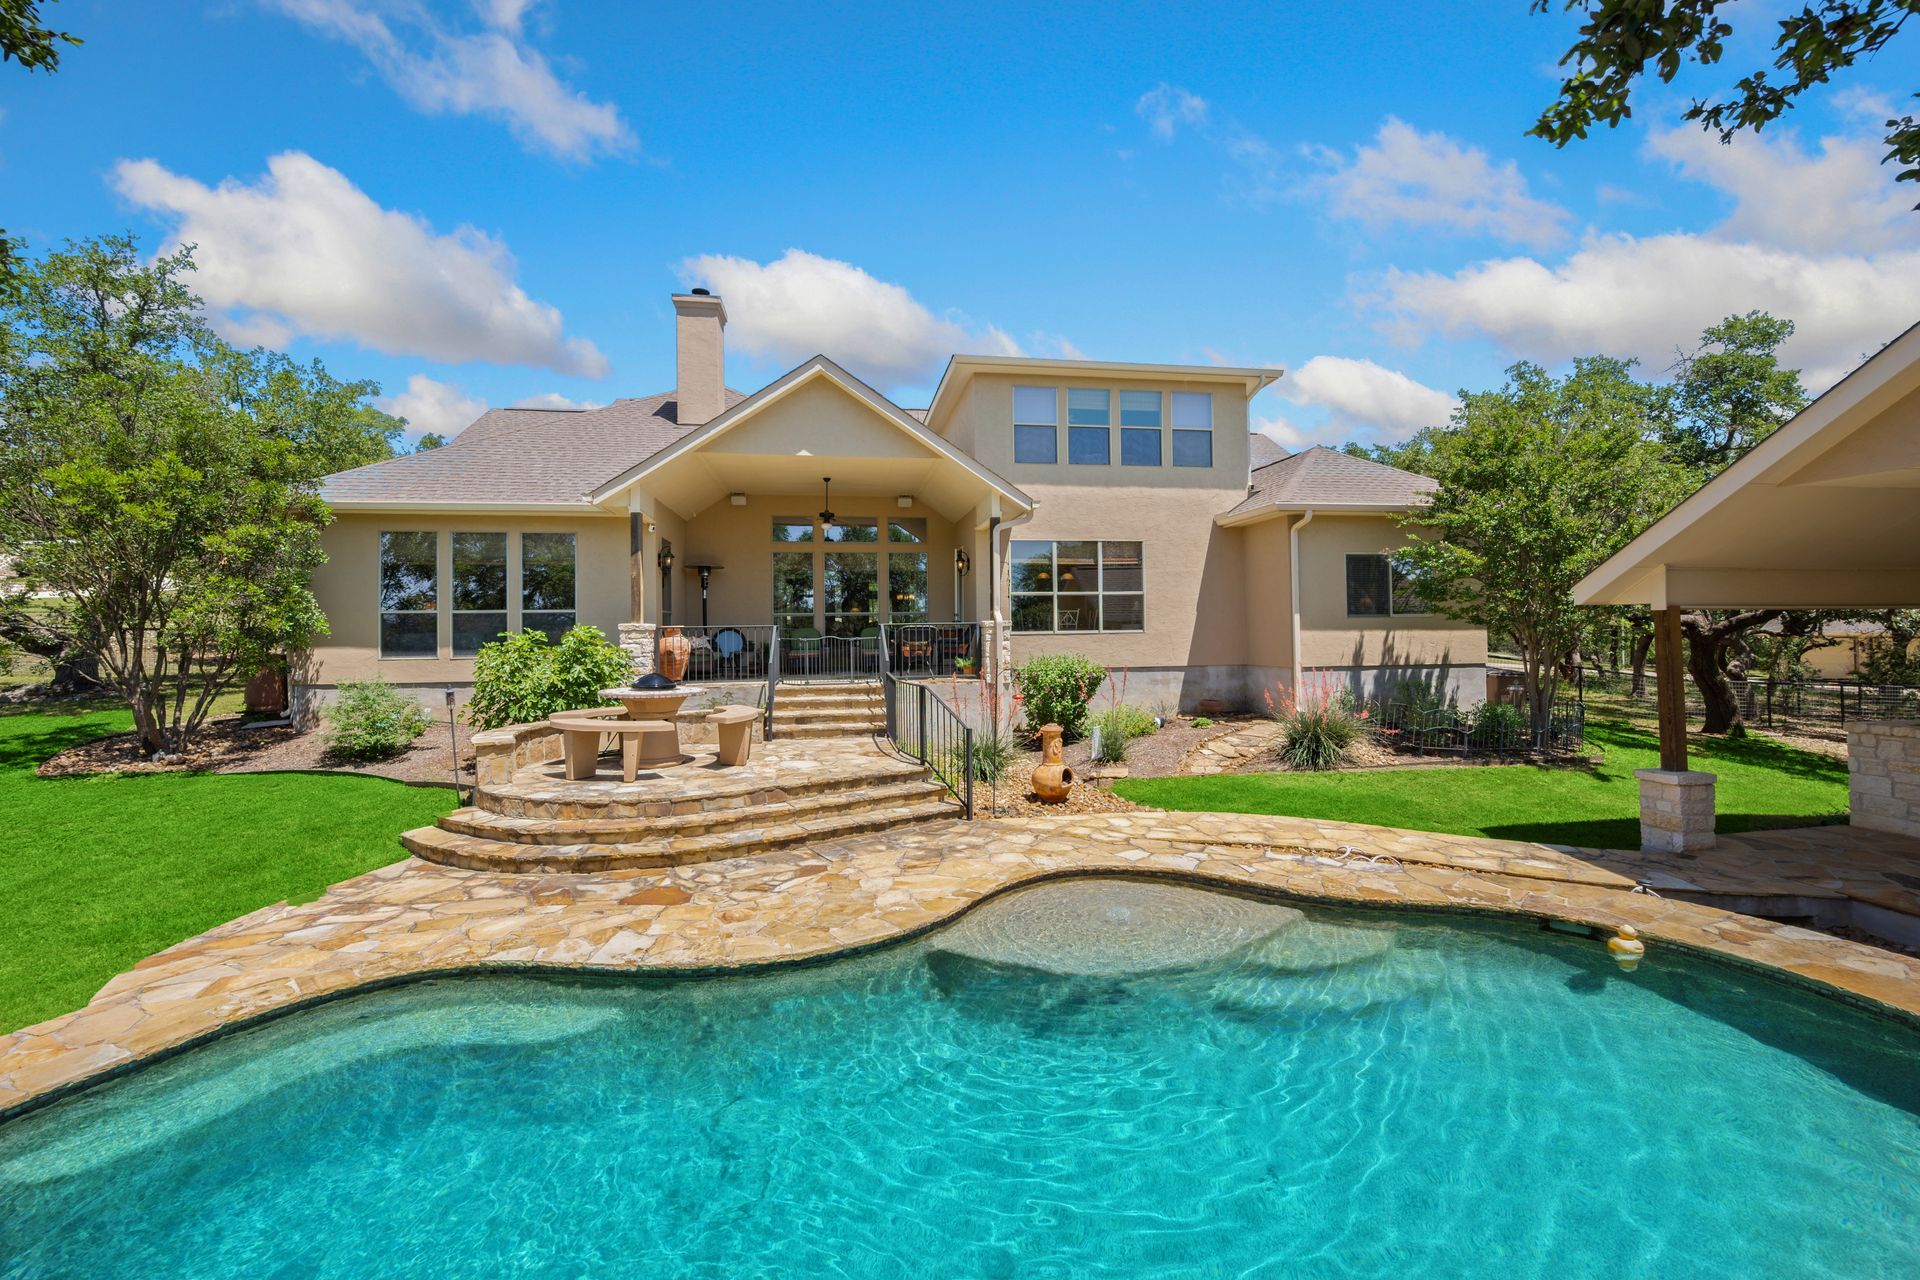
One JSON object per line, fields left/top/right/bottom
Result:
{"left": 378, "top": 531, "right": 438, "bottom": 658}
{"left": 1066, "top": 389, "right": 1111, "bottom": 465}
{"left": 521, "top": 532, "right": 576, "bottom": 643}
{"left": 888, "top": 517, "right": 927, "bottom": 543}
{"left": 1012, "top": 385, "right": 1058, "bottom": 464}
{"left": 1346, "top": 554, "right": 1430, "bottom": 617}
{"left": 1119, "top": 390, "right": 1161, "bottom": 466}
{"left": 1171, "top": 392, "right": 1213, "bottom": 468}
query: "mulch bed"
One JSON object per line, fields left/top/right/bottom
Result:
{"left": 37, "top": 714, "right": 475, "bottom": 786}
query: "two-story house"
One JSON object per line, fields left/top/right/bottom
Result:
{"left": 306, "top": 290, "right": 1485, "bottom": 723}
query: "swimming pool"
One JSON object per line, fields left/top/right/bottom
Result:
{"left": 3, "top": 878, "right": 1917, "bottom": 1278}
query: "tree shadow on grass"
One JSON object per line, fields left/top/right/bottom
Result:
{"left": 1586, "top": 717, "right": 1848, "bottom": 785}
{"left": 1481, "top": 811, "right": 1846, "bottom": 852}
{"left": 0, "top": 714, "right": 128, "bottom": 773}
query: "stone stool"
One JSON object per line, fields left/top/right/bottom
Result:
{"left": 707, "top": 705, "right": 761, "bottom": 767}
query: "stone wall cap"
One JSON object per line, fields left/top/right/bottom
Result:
{"left": 1634, "top": 768, "right": 1718, "bottom": 785}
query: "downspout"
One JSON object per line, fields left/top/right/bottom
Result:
{"left": 1289, "top": 508, "right": 1316, "bottom": 695}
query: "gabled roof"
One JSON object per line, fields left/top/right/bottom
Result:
{"left": 1248, "top": 431, "right": 1289, "bottom": 469}
{"left": 588, "top": 355, "right": 1032, "bottom": 514}
{"left": 319, "top": 389, "right": 747, "bottom": 509}
{"left": 1217, "top": 446, "right": 1437, "bottom": 524}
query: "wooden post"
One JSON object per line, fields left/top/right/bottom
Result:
{"left": 628, "top": 512, "right": 646, "bottom": 622}
{"left": 1654, "top": 605, "right": 1687, "bottom": 772}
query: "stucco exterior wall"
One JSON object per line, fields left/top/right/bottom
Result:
{"left": 308, "top": 512, "right": 629, "bottom": 688}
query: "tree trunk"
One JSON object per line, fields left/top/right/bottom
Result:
{"left": 1629, "top": 630, "right": 1653, "bottom": 697}
{"left": 1681, "top": 609, "right": 1782, "bottom": 735}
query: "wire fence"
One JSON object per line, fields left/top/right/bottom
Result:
{"left": 1364, "top": 694, "right": 1587, "bottom": 759}
{"left": 1553, "top": 666, "right": 1920, "bottom": 738}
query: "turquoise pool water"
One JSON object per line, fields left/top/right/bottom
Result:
{"left": 3, "top": 878, "right": 1918, "bottom": 1279}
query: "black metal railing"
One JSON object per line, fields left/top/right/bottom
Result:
{"left": 882, "top": 673, "right": 974, "bottom": 817}
{"left": 1568, "top": 666, "right": 1920, "bottom": 735}
{"left": 672, "top": 623, "right": 779, "bottom": 683}
{"left": 1364, "top": 694, "right": 1585, "bottom": 757}
{"left": 781, "top": 632, "right": 888, "bottom": 681}
{"left": 882, "top": 623, "right": 983, "bottom": 680}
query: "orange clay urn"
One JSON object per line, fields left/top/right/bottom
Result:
{"left": 1031, "top": 723, "right": 1074, "bottom": 803}
{"left": 658, "top": 626, "right": 692, "bottom": 681}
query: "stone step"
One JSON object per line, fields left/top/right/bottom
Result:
{"left": 775, "top": 690, "right": 885, "bottom": 709}
{"left": 474, "top": 752, "right": 932, "bottom": 820}
{"left": 441, "top": 779, "right": 950, "bottom": 845}
{"left": 772, "top": 708, "right": 886, "bottom": 727}
{"left": 402, "top": 797, "right": 962, "bottom": 873}
{"left": 777, "top": 720, "right": 884, "bottom": 739}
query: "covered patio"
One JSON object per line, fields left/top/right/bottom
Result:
{"left": 584, "top": 355, "right": 1033, "bottom": 686}
{"left": 1575, "top": 321, "right": 1920, "bottom": 864}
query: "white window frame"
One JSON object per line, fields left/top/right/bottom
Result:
{"left": 1012, "top": 385, "right": 1059, "bottom": 465}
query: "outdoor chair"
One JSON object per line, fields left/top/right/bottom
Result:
{"left": 857, "top": 626, "right": 885, "bottom": 674}
{"left": 712, "top": 627, "right": 747, "bottom": 676}
{"left": 787, "top": 627, "right": 822, "bottom": 676}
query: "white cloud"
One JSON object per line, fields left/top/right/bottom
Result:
{"left": 377, "top": 374, "right": 487, "bottom": 441}
{"left": 680, "top": 249, "right": 1020, "bottom": 389}
{"left": 112, "top": 151, "right": 609, "bottom": 376}
{"left": 1313, "top": 117, "right": 1572, "bottom": 249}
{"left": 512, "top": 391, "right": 602, "bottom": 410}
{"left": 1644, "top": 123, "right": 1915, "bottom": 253}
{"left": 266, "top": 0, "right": 632, "bottom": 162}
{"left": 1282, "top": 355, "right": 1458, "bottom": 439}
{"left": 1366, "top": 122, "right": 1920, "bottom": 390}
{"left": 1136, "top": 83, "right": 1208, "bottom": 141}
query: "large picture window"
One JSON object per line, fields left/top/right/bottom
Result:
{"left": 521, "top": 532, "right": 576, "bottom": 643}
{"left": 379, "top": 531, "right": 439, "bottom": 658}
{"left": 451, "top": 532, "right": 508, "bottom": 656}
{"left": 889, "top": 552, "right": 929, "bottom": 623}
{"left": 1346, "top": 554, "right": 1430, "bottom": 617}
{"left": 1010, "top": 539, "right": 1144, "bottom": 632}
{"left": 1013, "top": 385, "right": 1058, "bottom": 464}
{"left": 1067, "top": 388, "right": 1111, "bottom": 465}
{"left": 1171, "top": 391, "right": 1213, "bottom": 467}
{"left": 772, "top": 551, "right": 814, "bottom": 633}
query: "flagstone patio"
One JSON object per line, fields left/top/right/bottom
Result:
{"left": 5, "top": 810, "right": 1920, "bottom": 1120}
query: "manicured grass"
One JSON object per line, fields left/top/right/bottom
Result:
{"left": 0, "top": 703, "right": 456, "bottom": 1033}
{"left": 1115, "top": 717, "right": 1849, "bottom": 849}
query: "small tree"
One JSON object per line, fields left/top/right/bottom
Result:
{"left": 1394, "top": 358, "right": 1684, "bottom": 741}
{"left": 0, "top": 236, "right": 401, "bottom": 752}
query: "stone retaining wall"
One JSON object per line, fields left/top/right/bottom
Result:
{"left": 1849, "top": 719, "right": 1920, "bottom": 838}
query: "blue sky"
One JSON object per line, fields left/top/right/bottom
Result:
{"left": 5, "top": 0, "right": 1918, "bottom": 445}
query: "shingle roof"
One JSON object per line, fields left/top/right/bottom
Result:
{"left": 1224, "top": 445, "right": 1437, "bottom": 517}
{"left": 1248, "top": 432, "right": 1289, "bottom": 469}
{"left": 320, "top": 389, "right": 748, "bottom": 505}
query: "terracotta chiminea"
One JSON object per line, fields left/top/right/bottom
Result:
{"left": 1031, "top": 723, "right": 1074, "bottom": 803}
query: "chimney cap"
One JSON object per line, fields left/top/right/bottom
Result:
{"left": 690, "top": 287, "right": 711, "bottom": 296}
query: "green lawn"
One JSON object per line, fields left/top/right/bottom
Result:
{"left": 1115, "top": 718, "right": 1849, "bottom": 849}
{"left": 0, "top": 704, "right": 456, "bottom": 1034}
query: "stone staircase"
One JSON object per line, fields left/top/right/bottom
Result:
{"left": 770, "top": 680, "right": 886, "bottom": 739}
{"left": 401, "top": 739, "right": 958, "bottom": 874}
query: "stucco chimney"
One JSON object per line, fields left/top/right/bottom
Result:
{"left": 672, "top": 289, "right": 727, "bottom": 426}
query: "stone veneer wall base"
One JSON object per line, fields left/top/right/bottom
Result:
{"left": 1849, "top": 719, "right": 1920, "bottom": 837}
{"left": 1634, "top": 768, "right": 1717, "bottom": 853}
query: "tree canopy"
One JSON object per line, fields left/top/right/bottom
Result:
{"left": 0, "top": 235, "right": 402, "bottom": 752}
{"left": 1531, "top": 0, "right": 1920, "bottom": 193}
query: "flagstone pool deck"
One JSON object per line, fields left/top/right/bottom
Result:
{"left": 5, "top": 810, "right": 1920, "bottom": 1118}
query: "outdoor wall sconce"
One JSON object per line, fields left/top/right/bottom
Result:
{"left": 954, "top": 549, "right": 971, "bottom": 576}
{"left": 657, "top": 543, "right": 675, "bottom": 572}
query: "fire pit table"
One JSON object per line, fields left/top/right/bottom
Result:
{"left": 599, "top": 680, "right": 706, "bottom": 769}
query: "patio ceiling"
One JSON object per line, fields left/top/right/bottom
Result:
{"left": 1575, "top": 321, "right": 1920, "bottom": 610}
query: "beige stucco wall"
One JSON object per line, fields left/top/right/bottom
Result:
{"left": 1295, "top": 514, "right": 1486, "bottom": 672}
{"left": 1240, "top": 515, "right": 1295, "bottom": 672}
{"left": 307, "top": 512, "right": 628, "bottom": 686}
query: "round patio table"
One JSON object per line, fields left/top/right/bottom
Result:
{"left": 599, "top": 685, "right": 706, "bottom": 768}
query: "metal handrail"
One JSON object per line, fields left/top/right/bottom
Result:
{"left": 763, "top": 624, "right": 779, "bottom": 739}
{"left": 881, "top": 673, "right": 974, "bottom": 818}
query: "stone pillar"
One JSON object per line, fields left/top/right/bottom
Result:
{"left": 1848, "top": 719, "right": 1920, "bottom": 837}
{"left": 1633, "top": 768, "right": 1717, "bottom": 852}
{"left": 617, "top": 622, "right": 656, "bottom": 677}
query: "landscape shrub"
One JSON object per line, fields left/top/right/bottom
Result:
{"left": 1278, "top": 699, "right": 1363, "bottom": 771}
{"left": 1469, "top": 702, "right": 1528, "bottom": 751}
{"left": 941, "top": 730, "right": 1019, "bottom": 786}
{"left": 321, "top": 679, "right": 430, "bottom": 761}
{"left": 1011, "top": 653, "right": 1105, "bottom": 739}
{"left": 1189, "top": 715, "right": 1214, "bottom": 728}
{"left": 465, "top": 625, "right": 634, "bottom": 731}
{"left": 1089, "top": 704, "right": 1158, "bottom": 762}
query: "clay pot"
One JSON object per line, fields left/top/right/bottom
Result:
{"left": 658, "top": 626, "right": 692, "bottom": 681}
{"left": 1031, "top": 722, "right": 1074, "bottom": 803}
